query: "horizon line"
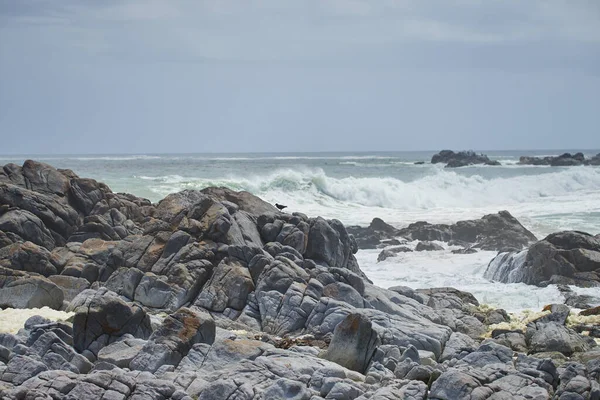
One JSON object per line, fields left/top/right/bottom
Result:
{"left": 1, "top": 147, "right": 599, "bottom": 158}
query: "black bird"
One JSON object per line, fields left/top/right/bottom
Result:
{"left": 275, "top": 203, "right": 287, "bottom": 211}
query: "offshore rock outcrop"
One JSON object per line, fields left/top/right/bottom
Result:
{"left": 485, "top": 231, "right": 600, "bottom": 287}
{"left": 431, "top": 150, "right": 501, "bottom": 168}
{"left": 519, "top": 152, "right": 600, "bottom": 166}
{"left": 0, "top": 160, "right": 598, "bottom": 399}
{"left": 348, "top": 210, "right": 537, "bottom": 253}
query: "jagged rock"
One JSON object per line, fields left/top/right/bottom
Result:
{"left": 129, "top": 308, "right": 215, "bottom": 372}
{"left": 519, "top": 152, "right": 597, "bottom": 166}
{"left": 350, "top": 211, "right": 536, "bottom": 252}
{"left": 0, "top": 355, "right": 48, "bottom": 385}
{"left": 48, "top": 275, "right": 90, "bottom": 303}
{"left": 439, "top": 332, "right": 477, "bottom": 362}
{"left": 0, "top": 209, "right": 57, "bottom": 249}
{"left": 97, "top": 337, "right": 146, "bottom": 368}
{"left": 321, "top": 313, "right": 380, "bottom": 373}
{"left": 193, "top": 258, "right": 254, "bottom": 312}
{"left": 0, "top": 241, "right": 58, "bottom": 276}
{"left": 431, "top": 150, "right": 500, "bottom": 168}
{"left": 526, "top": 321, "right": 596, "bottom": 356}
{"left": 485, "top": 230, "right": 600, "bottom": 287}
{"left": 70, "top": 288, "right": 152, "bottom": 354}
{"left": 0, "top": 267, "right": 64, "bottom": 309}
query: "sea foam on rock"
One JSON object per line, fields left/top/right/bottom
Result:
{"left": 1, "top": 160, "right": 599, "bottom": 399}
{"left": 348, "top": 209, "right": 537, "bottom": 253}
{"left": 485, "top": 230, "right": 600, "bottom": 287}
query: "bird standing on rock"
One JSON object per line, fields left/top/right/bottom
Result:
{"left": 275, "top": 203, "right": 287, "bottom": 211}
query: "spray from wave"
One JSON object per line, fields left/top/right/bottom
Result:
{"left": 137, "top": 166, "right": 600, "bottom": 211}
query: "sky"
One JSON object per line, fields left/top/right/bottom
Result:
{"left": 0, "top": 0, "right": 599, "bottom": 154}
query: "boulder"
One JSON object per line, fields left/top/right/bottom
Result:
{"left": 0, "top": 267, "right": 63, "bottom": 309}
{"left": 526, "top": 321, "right": 596, "bottom": 356}
{"left": 129, "top": 308, "right": 215, "bottom": 372}
{"left": 0, "top": 209, "right": 56, "bottom": 250}
{"left": 70, "top": 288, "right": 152, "bottom": 353}
{"left": 485, "top": 230, "right": 600, "bottom": 287}
{"left": 415, "top": 241, "right": 444, "bottom": 251}
{"left": 0, "top": 241, "right": 58, "bottom": 276}
{"left": 321, "top": 313, "right": 380, "bottom": 373}
{"left": 377, "top": 246, "right": 412, "bottom": 262}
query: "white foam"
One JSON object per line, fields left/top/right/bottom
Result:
{"left": 131, "top": 166, "right": 600, "bottom": 237}
{"left": 356, "top": 248, "right": 579, "bottom": 313}
{"left": 0, "top": 307, "right": 74, "bottom": 334}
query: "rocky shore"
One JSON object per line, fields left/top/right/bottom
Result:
{"left": 1, "top": 160, "right": 599, "bottom": 399}
{"left": 519, "top": 152, "right": 600, "bottom": 166}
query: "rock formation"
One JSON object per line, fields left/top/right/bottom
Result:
{"left": 431, "top": 150, "right": 501, "bottom": 168}
{"left": 485, "top": 231, "right": 600, "bottom": 287}
{"left": 348, "top": 210, "right": 537, "bottom": 253}
{"left": 0, "top": 160, "right": 598, "bottom": 399}
{"left": 519, "top": 152, "right": 600, "bottom": 166}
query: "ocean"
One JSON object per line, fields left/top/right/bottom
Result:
{"left": 3, "top": 150, "right": 600, "bottom": 312}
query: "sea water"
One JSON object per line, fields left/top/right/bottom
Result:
{"left": 3, "top": 150, "right": 600, "bottom": 312}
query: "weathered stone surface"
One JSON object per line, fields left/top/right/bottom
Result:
{"left": 349, "top": 211, "right": 536, "bottom": 252}
{"left": 0, "top": 267, "right": 64, "bottom": 309}
{"left": 130, "top": 308, "right": 215, "bottom": 372}
{"left": 70, "top": 288, "right": 152, "bottom": 353}
{"left": 0, "top": 241, "right": 58, "bottom": 276}
{"left": 97, "top": 338, "right": 146, "bottom": 368}
{"left": 526, "top": 321, "right": 597, "bottom": 356}
{"left": 193, "top": 258, "right": 254, "bottom": 312}
{"left": 321, "top": 313, "right": 380, "bottom": 373}
{"left": 377, "top": 246, "right": 412, "bottom": 262}
{"left": 486, "top": 230, "right": 600, "bottom": 287}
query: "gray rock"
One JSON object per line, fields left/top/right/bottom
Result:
{"left": 48, "top": 275, "right": 90, "bottom": 303}
{"left": 97, "top": 338, "right": 146, "bottom": 368}
{"left": 70, "top": 288, "right": 152, "bottom": 353}
{"left": 321, "top": 313, "right": 380, "bottom": 373}
{"left": 193, "top": 258, "right": 254, "bottom": 312}
{"left": 485, "top": 230, "right": 600, "bottom": 287}
{"left": 439, "top": 332, "right": 477, "bottom": 362}
{"left": 0, "top": 241, "right": 57, "bottom": 276}
{"left": 526, "top": 321, "right": 596, "bottom": 356}
{"left": 0, "top": 355, "right": 48, "bottom": 385}
{"left": 0, "top": 267, "right": 64, "bottom": 309}
{"left": 130, "top": 308, "right": 215, "bottom": 372}
{"left": 415, "top": 241, "right": 444, "bottom": 251}
{"left": 0, "top": 210, "right": 56, "bottom": 250}
{"left": 377, "top": 246, "right": 412, "bottom": 262}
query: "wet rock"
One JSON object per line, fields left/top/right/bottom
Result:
{"left": 485, "top": 230, "right": 600, "bottom": 287}
{"left": 415, "top": 241, "right": 444, "bottom": 251}
{"left": 377, "top": 246, "right": 412, "bottom": 261}
{"left": 431, "top": 150, "right": 500, "bottom": 168}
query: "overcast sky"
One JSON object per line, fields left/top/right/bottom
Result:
{"left": 0, "top": 0, "right": 599, "bottom": 154}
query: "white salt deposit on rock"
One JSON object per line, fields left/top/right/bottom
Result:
{"left": 0, "top": 307, "right": 74, "bottom": 334}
